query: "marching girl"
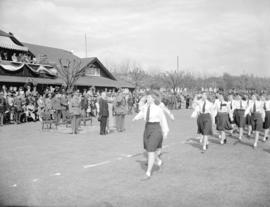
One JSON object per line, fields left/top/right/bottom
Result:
{"left": 153, "top": 92, "right": 174, "bottom": 159}
{"left": 133, "top": 91, "right": 169, "bottom": 178}
{"left": 245, "top": 94, "right": 264, "bottom": 148}
{"left": 213, "top": 93, "right": 221, "bottom": 139}
{"left": 228, "top": 94, "right": 236, "bottom": 136}
{"left": 215, "top": 94, "right": 232, "bottom": 145}
{"left": 245, "top": 95, "right": 253, "bottom": 137}
{"left": 192, "top": 94, "right": 203, "bottom": 143}
{"left": 233, "top": 94, "right": 247, "bottom": 140}
{"left": 193, "top": 92, "right": 214, "bottom": 152}
{"left": 263, "top": 94, "right": 270, "bottom": 142}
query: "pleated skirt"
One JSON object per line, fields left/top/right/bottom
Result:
{"left": 143, "top": 122, "right": 163, "bottom": 152}
{"left": 197, "top": 113, "right": 213, "bottom": 136}
{"left": 216, "top": 112, "right": 232, "bottom": 131}
{"left": 246, "top": 114, "right": 252, "bottom": 125}
{"left": 263, "top": 111, "right": 270, "bottom": 129}
{"left": 234, "top": 109, "right": 246, "bottom": 128}
{"left": 251, "top": 112, "right": 263, "bottom": 131}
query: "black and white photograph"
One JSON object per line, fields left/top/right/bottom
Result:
{"left": 0, "top": 0, "right": 270, "bottom": 206}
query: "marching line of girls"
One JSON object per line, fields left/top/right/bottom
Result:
{"left": 192, "top": 92, "right": 270, "bottom": 152}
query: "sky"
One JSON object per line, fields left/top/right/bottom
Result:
{"left": 0, "top": 0, "right": 270, "bottom": 76}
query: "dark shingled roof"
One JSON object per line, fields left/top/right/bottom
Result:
{"left": 23, "top": 42, "right": 80, "bottom": 65}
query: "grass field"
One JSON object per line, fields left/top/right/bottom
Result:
{"left": 0, "top": 110, "right": 270, "bottom": 207}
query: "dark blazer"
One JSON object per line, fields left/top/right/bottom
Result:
{"left": 99, "top": 98, "right": 109, "bottom": 117}
{"left": 0, "top": 97, "right": 6, "bottom": 113}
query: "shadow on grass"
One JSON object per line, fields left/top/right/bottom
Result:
{"left": 135, "top": 160, "right": 161, "bottom": 175}
{"left": 135, "top": 151, "right": 168, "bottom": 175}
{"left": 263, "top": 148, "right": 270, "bottom": 154}
{"left": 185, "top": 138, "right": 202, "bottom": 151}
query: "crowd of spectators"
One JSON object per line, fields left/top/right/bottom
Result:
{"left": 0, "top": 84, "right": 194, "bottom": 129}
{"left": 0, "top": 50, "right": 37, "bottom": 64}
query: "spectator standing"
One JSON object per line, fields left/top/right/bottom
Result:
{"left": 98, "top": 92, "right": 109, "bottom": 135}
{"left": 51, "top": 92, "right": 62, "bottom": 125}
{"left": 0, "top": 91, "right": 6, "bottom": 126}
{"left": 81, "top": 95, "right": 88, "bottom": 126}
{"left": 69, "top": 91, "right": 81, "bottom": 134}
{"left": 60, "top": 92, "right": 68, "bottom": 123}
{"left": 113, "top": 91, "right": 128, "bottom": 132}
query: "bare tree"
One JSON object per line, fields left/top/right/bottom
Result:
{"left": 54, "top": 58, "right": 86, "bottom": 92}
{"left": 162, "top": 70, "right": 185, "bottom": 93}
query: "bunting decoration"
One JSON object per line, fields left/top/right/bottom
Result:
{"left": 0, "top": 61, "right": 57, "bottom": 76}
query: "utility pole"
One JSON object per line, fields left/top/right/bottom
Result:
{"left": 177, "top": 56, "right": 179, "bottom": 71}
{"left": 85, "top": 33, "right": 88, "bottom": 57}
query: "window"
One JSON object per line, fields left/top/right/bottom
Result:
{"left": 85, "top": 64, "right": 100, "bottom": 76}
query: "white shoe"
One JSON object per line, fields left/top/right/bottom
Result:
{"left": 220, "top": 140, "right": 224, "bottom": 145}
{"left": 146, "top": 171, "right": 151, "bottom": 177}
{"left": 253, "top": 143, "right": 257, "bottom": 149}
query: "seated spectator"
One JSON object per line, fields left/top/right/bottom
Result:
{"left": 25, "top": 101, "right": 37, "bottom": 121}
{"left": 18, "top": 87, "right": 24, "bottom": 96}
{"left": 17, "top": 53, "right": 23, "bottom": 62}
{"left": 2, "top": 52, "right": 8, "bottom": 61}
{"left": 11, "top": 53, "right": 18, "bottom": 62}
{"left": 32, "top": 57, "right": 37, "bottom": 64}
{"left": 25, "top": 85, "right": 31, "bottom": 97}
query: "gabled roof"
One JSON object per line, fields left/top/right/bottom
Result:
{"left": 23, "top": 42, "right": 80, "bottom": 65}
{"left": 24, "top": 43, "right": 116, "bottom": 81}
{"left": 81, "top": 57, "right": 116, "bottom": 80}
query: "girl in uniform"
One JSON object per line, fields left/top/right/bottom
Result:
{"left": 133, "top": 91, "right": 169, "bottom": 178}
{"left": 245, "top": 94, "right": 264, "bottom": 148}
{"left": 245, "top": 96, "right": 253, "bottom": 137}
{"left": 215, "top": 94, "right": 232, "bottom": 144}
{"left": 233, "top": 94, "right": 247, "bottom": 140}
{"left": 195, "top": 92, "right": 214, "bottom": 152}
{"left": 228, "top": 94, "right": 236, "bottom": 136}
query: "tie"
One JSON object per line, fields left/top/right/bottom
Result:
{"left": 240, "top": 100, "right": 243, "bottom": 109}
{"left": 146, "top": 105, "right": 150, "bottom": 122}
{"left": 253, "top": 102, "right": 256, "bottom": 113}
{"left": 264, "top": 102, "right": 267, "bottom": 111}
{"left": 202, "top": 101, "right": 206, "bottom": 113}
{"left": 230, "top": 102, "right": 233, "bottom": 110}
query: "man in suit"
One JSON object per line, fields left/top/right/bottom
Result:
{"left": 98, "top": 92, "right": 109, "bottom": 135}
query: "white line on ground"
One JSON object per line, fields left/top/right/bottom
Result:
{"left": 121, "top": 154, "right": 133, "bottom": 158}
{"left": 83, "top": 161, "right": 111, "bottom": 169}
{"left": 10, "top": 184, "right": 17, "bottom": 187}
{"left": 51, "top": 172, "right": 61, "bottom": 176}
{"left": 32, "top": 178, "right": 39, "bottom": 182}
